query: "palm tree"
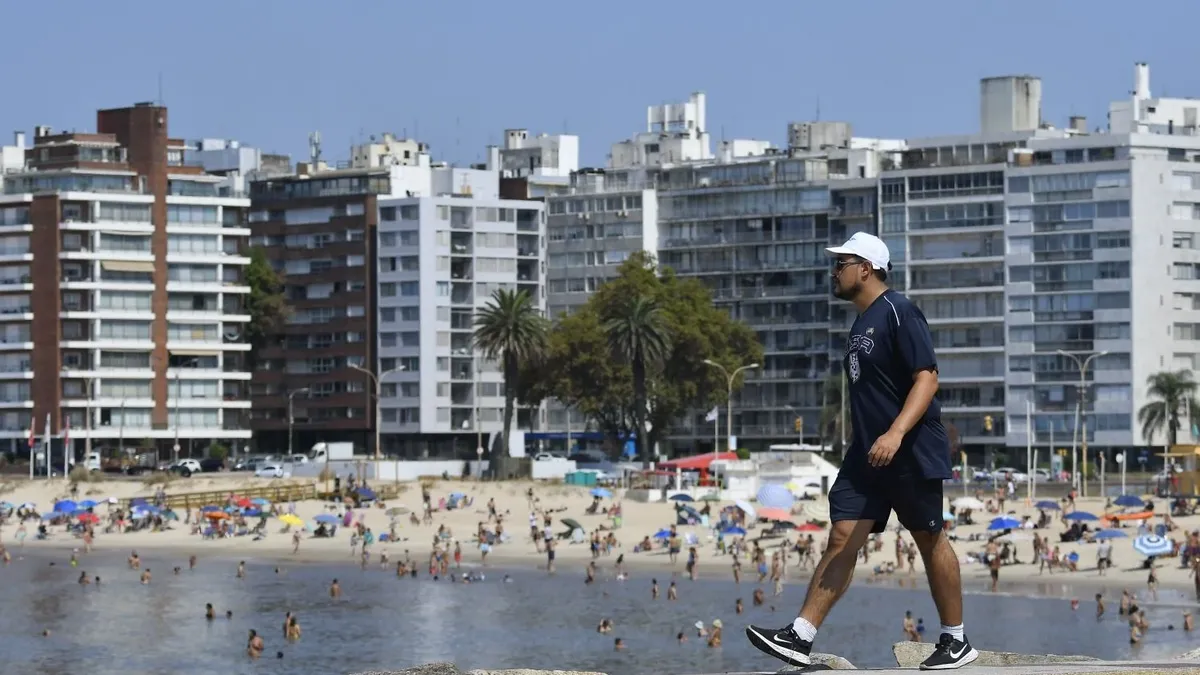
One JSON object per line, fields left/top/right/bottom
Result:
{"left": 1137, "top": 370, "right": 1199, "bottom": 447}
{"left": 473, "top": 289, "right": 548, "bottom": 478}
{"left": 603, "top": 295, "right": 670, "bottom": 461}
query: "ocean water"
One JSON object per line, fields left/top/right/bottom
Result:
{"left": 0, "top": 550, "right": 1197, "bottom": 675}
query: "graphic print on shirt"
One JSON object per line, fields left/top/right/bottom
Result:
{"left": 846, "top": 333, "right": 876, "bottom": 384}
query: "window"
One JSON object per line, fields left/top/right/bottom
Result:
{"left": 98, "top": 233, "right": 151, "bottom": 252}
{"left": 400, "top": 282, "right": 419, "bottom": 296}
{"left": 167, "top": 323, "right": 219, "bottom": 342}
{"left": 400, "top": 205, "right": 419, "bottom": 220}
{"left": 99, "top": 351, "right": 152, "bottom": 369}
{"left": 97, "top": 203, "right": 151, "bottom": 223}
{"left": 167, "top": 205, "right": 219, "bottom": 224}
{"left": 98, "top": 320, "right": 151, "bottom": 340}
{"left": 168, "top": 264, "right": 218, "bottom": 283}
{"left": 380, "top": 206, "right": 397, "bottom": 221}
{"left": 167, "top": 234, "right": 220, "bottom": 253}
{"left": 98, "top": 291, "right": 152, "bottom": 311}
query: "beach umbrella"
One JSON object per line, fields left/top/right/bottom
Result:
{"left": 200, "top": 505, "right": 221, "bottom": 513}
{"left": 721, "top": 526, "right": 746, "bottom": 536}
{"left": 251, "top": 498, "right": 270, "bottom": 506}
{"left": 205, "top": 511, "right": 230, "bottom": 520}
{"left": 1113, "top": 494, "right": 1145, "bottom": 508}
{"left": 561, "top": 518, "right": 583, "bottom": 531}
{"left": 734, "top": 500, "right": 757, "bottom": 519}
{"left": 280, "top": 514, "right": 303, "bottom": 527}
{"left": 668, "top": 493, "right": 692, "bottom": 502}
{"left": 756, "top": 506, "right": 793, "bottom": 522}
{"left": 243, "top": 509, "right": 263, "bottom": 518}
{"left": 591, "top": 488, "right": 613, "bottom": 499}
{"left": 385, "top": 506, "right": 410, "bottom": 517}
{"left": 313, "top": 514, "right": 339, "bottom": 524}
{"left": 756, "top": 483, "right": 795, "bottom": 510}
{"left": 41, "top": 512, "right": 62, "bottom": 520}
{"left": 1064, "top": 511, "right": 1099, "bottom": 522}
{"left": 0, "top": 501, "right": 11, "bottom": 510}
{"left": 951, "top": 497, "right": 984, "bottom": 510}
{"left": 449, "top": 492, "right": 466, "bottom": 500}
{"left": 77, "top": 513, "right": 99, "bottom": 524}
{"left": 1133, "top": 534, "right": 1173, "bottom": 557}
{"left": 53, "top": 500, "right": 77, "bottom": 514}
{"left": 234, "top": 497, "right": 252, "bottom": 508}
{"left": 942, "top": 511, "right": 955, "bottom": 522}
{"left": 987, "top": 517, "right": 1021, "bottom": 531}
{"left": 19, "top": 502, "right": 36, "bottom": 510}
{"left": 653, "top": 529, "right": 672, "bottom": 539}
{"left": 1035, "top": 500, "right": 1060, "bottom": 510}
{"left": 356, "top": 487, "right": 376, "bottom": 500}
{"left": 77, "top": 500, "right": 98, "bottom": 509}
{"left": 1094, "top": 529, "right": 1127, "bottom": 539}
{"left": 130, "top": 511, "right": 150, "bottom": 520}
{"left": 162, "top": 510, "right": 179, "bottom": 521}
{"left": 797, "top": 523, "right": 823, "bottom": 532}
{"left": 699, "top": 493, "right": 721, "bottom": 502}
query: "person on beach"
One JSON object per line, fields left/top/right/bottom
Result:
{"left": 247, "top": 629, "right": 264, "bottom": 658}
{"left": 746, "top": 234, "right": 976, "bottom": 671}
{"left": 651, "top": 579, "right": 659, "bottom": 600}
{"left": 1095, "top": 594, "right": 1105, "bottom": 619}
{"left": 667, "top": 580, "right": 678, "bottom": 600}
{"left": 140, "top": 568, "right": 151, "bottom": 585}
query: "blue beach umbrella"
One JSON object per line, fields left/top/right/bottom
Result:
{"left": 1064, "top": 511, "right": 1099, "bottom": 522}
{"left": 721, "top": 526, "right": 746, "bottom": 536}
{"left": 756, "top": 483, "right": 795, "bottom": 510}
{"left": 653, "top": 528, "right": 672, "bottom": 539}
{"left": 313, "top": 514, "right": 339, "bottom": 524}
{"left": 41, "top": 512, "right": 63, "bottom": 520}
{"left": 77, "top": 500, "right": 98, "bottom": 509}
{"left": 592, "top": 488, "right": 613, "bottom": 499}
{"left": 1113, "top": 494, "right": 1145, "bottom": 508}
{"left": 1133, "top": 534, "right": 1173, "bottom": 557}
{"left": 1094, "top": 529, "right": 1127, "bottom": 539}
{"left": 53, "top": 500, "right": 76, "bottom": 514}
{"left": 243, "top": 509, "right": 263, "bottom": 518}
{"left": 988, "top": 517, "right": 1021, "bottom": 531}
{"left": 200, "top": 505, "right": 221, "bottom": 513}
{"left": 251, "top": 498, "right": 270, "bottom": 506}
{"left": 668, "top": 493, "right": 692, "bottom": 502}
{"left": 1035, "top": 500, "right": 1060, "bottom": 510}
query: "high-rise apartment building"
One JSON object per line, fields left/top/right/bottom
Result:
{"left": 249, "top": 144, "right": 548, "bottom": 458}
{"left": 247, "top": 167, "right": 387, "bottom": 454}
{"left": 0, "top": 104, "right": 253, "bottom": 461}
{"left": 375, "top": 159, "right": 545, "bottom": 456}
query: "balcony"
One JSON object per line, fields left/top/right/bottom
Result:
{"left": 450, "top": 260, "right": 473, "bottom": 281}
{"left": 450, "top": 232, "right": 472, "bottom": 255}
{"left": 450, "top": 310, "right": 474, "bottom": 331}
{"left": 450, "top": 382, "right": 474, "bottom": 406}
{"left": 517, "top": 211, "right": 538, "bottom": 232}
{"left": 450, "top": 409, "right": 474, "bottom": 429}
{"left": 450, "top": 334, "right": 473, "bottom": 354}
{"left": 450, "top": 358, "right": 474, "bottom": 381}
{"left": 450, "top": 283, "right": 473, "bottom": 305}
{"left": 450, "top": 207, "right": 472, "bottom": 230}
{"left": 517, "top": 235, "right": 538, "bottom": 257}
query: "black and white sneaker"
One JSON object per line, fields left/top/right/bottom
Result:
{"left": 745, "top": 623, "right": 813, "bottom": 666}
{"left": 919, "top": 633, "right": 979, "bottom": 670}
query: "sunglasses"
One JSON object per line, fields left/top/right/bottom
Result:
{"left": 832, "top": 258, "right": 866, "bottom": 273}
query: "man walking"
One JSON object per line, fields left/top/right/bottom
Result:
{"left": 745, "top": 233, "right": 977, "bottom": 670}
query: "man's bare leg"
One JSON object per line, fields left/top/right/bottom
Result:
{"left": 797, "top": 519, "right": 876, "bottom": 628}
{"left": 910, "top": 529, "right": 964, "bottom": 627}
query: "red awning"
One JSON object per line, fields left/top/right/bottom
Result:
{"left": 658, "top": 452, "right": 739, "bottom": 470}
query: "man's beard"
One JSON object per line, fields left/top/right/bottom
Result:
{"left": 832, "top": 279, "right": 862, "bottom": 301}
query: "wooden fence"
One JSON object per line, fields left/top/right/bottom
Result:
{"left": 118, "top": 481, "right": 403, "bottom": 511}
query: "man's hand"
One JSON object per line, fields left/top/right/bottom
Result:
{"left": 867, "top": 428, "right": 905, "bottom": 467}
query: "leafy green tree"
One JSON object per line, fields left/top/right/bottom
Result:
{"left": 543, "top": 252, "right": 762, "bottom": 459}
{"left": 818, "top": 373, "right": 849, "bottom": 455}
{"left": 473, "top": 289, "right": 548, "bottom": 478}
{"left": 1137, "top": 370, "right": 1199, "bottom": 447}
{"left": 245, "top": 248, "right": 288, "bottom": 368}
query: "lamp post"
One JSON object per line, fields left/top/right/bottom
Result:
{"left": 703, "top": 359, "right": 760, "bottom": 454}
{"left": 1057, "top": 349, "right": 1108, "bottom": 497}
{"left": 350, "top": 363, "right": 404, "bottom": 460}
{"left": 287, "top": 387, "right": 310, "bottom": 459}
{"left": 83, "top": 377, "right": 93, "bottom": 469}
{"left": 172, "top": 357, "right": 198, "bottom": 464}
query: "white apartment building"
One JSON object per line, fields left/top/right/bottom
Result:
{"left": 0, "top": 104, "right": 252, "bottom": 461}
{"left": 375, "top": 160, "right": 545, "bottom": 456}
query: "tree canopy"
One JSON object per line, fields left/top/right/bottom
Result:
{"left": 245, "top": 247, "right": 287, "bottom": 368}
{"left": 540, "top": 252, "right": 762, "bottom": 458}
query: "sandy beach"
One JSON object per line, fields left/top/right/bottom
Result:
{"left": 2, "top": 473, "right": 1198, "bottom": 604}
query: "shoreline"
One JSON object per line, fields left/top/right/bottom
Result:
{"left": 10, "top": 533, "right": 1199, "bottom": 608}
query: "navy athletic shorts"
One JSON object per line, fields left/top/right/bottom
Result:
{"left": 828, "top": 463, "right": 944, "bottom": 534}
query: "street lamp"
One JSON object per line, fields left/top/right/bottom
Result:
{"left": 703, "top": 359, "right": 760, "bottom": 454}
{"left": 287, "top": 387, "right": 310, "bottom": 458}
{"left": 172, "top": 357, "right": 199, "bottom": 464}
{"left": 1056, "top": 349, "right": 1109, "bottom": 497}
{"left": 350, "top": 363, "right": 404, "bottom": 460}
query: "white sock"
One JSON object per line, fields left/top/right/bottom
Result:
{"left": 791, "top": 617, "right": 817, "bottom": 642}
{"left": 940, "top": 623, "right": 965, "bottom": 641}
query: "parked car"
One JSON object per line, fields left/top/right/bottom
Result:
{"left": 168, "top": 459, "right": 203, "bottom": 477}
{"left": 199, "top": 458, "right": 225, "bottom": 473}
{"left": 254, "top": 463, "right": 289, "bottom": 479}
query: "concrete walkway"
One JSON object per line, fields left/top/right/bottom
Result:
{"left": 704, "top": 663, "right": 1199, "bottom": 675}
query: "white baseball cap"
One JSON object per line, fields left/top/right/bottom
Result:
{"left": 826, "top": 232, "right": 891, "bottom": 271}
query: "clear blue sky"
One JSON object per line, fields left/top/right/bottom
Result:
{"left": 2, "top": 0, "right": 1193, "bottom": 167}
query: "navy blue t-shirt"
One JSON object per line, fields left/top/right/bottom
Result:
{"left": 842, "top": 290, "right": 952, "bottom": 480}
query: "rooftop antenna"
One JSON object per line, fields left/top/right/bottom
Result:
{"left": 815, "top": 96, "right": 821, "bottom": 122}
{"left": 157, "top": 72, "right": 164, "bottom": 105}
{"left": 309, "top": 131, "right": 322, "bottom": 167}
